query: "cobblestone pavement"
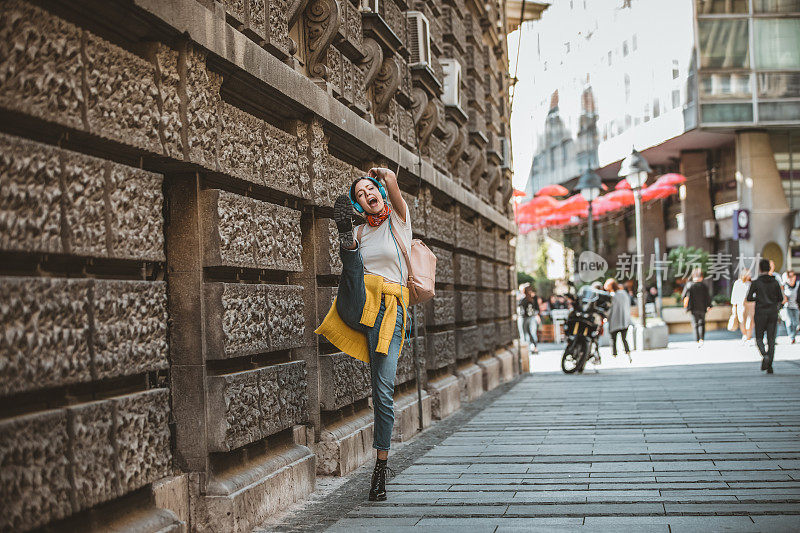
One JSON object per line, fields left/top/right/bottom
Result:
{"left": 262, "top": 341, "right": 800, "bottom": 532}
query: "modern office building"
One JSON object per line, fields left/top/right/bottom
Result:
{"left": 516, "top": 0, "right": 799, "bottom": 276}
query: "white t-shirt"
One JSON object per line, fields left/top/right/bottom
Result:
{"left": 358, "top": 202, "right": 412, "bottom": 285}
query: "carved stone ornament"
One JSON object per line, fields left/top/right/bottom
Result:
{"left": 467, "top": 145, "right": 486, "bottom": 187}
{"left": 373, "top": 56, "right": 400, "bottom": 124}
{"left": 411, "top": 87, "right": 428, "bottom": 125}
{"left": 304, "top": 0, "right": 341, "bottom": 79}
{"left": 288, "top": 0, "right": 310, "bottom": 26}
{"left": 445, "top": 121, "right": 467, "bottom": 168}
{"left": 360, "top": 38, "right": 383, "bottom": 96}
{"left": 487, "top": 163, "right": 501, "bottom": 193}
{"left": 417, "top": 100, "right": 438, "bottom": 153}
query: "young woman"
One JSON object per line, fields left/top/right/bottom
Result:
{"left": 731, "top": 271, "right": 753, "bottom": 343}
{"left": 315, "top": 167, "right": 411, "bottom": 502}
{"left": 604, "top": 278, "right": 632, "bottom": 362}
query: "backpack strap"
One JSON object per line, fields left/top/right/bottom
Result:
{"left": 388, "top": 219, "right": 414, "bottom": 282}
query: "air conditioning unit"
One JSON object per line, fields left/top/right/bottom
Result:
{"left": 406, "top": 11, "right": 431, "bottom": 66}
{"left": 703, "top": 219, "right": 716, "bottom": 238}
{"left": 441, "top": 58, "right": 461, "bottom": 106}
{"left": 499, "top": 137, "right": 511, "bottom": 168}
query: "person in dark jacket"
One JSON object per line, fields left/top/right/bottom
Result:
{"left": 682, "top": 268, "right": 712, "bottom": 347}
{"left": 518, "top": 285, "right": 541, "bottom": 354}
{"left": 747, "top": 258, "right": 786, "bottom": 374}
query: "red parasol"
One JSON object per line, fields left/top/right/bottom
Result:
{"left": 536, "top": 184, "right": 569, "bottom": 197}
{"left": 512, "top": 188, "right": 527, "bottom": 197}
{"left": 592, "top": 196, "right": 624, "bottom": 215}
{"left": 604, "top": 189, "right": 635, "bottom": 206}
{"left": 652, "top": 173, "right": 686, "bottom": 188}
{"left": 642, "top": 185, "right": 678, "bottom": 201}
{"left": 559, "top": 194, "right": 589, "bottom": 215}
{"left": 615, "top": 178, "right": 632, "bottom": 190}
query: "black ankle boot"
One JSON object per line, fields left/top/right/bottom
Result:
{"left": 368, "top": 460, "right": 388, "bottom": 501}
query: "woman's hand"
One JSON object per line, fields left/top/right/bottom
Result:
{"left": 368, "top": 167, "right": 407, "bottom": 222}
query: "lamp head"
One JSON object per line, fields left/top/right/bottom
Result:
{"left": 618, "top": 148, "right": 652, "bottom": 189}
{"left": 576, "top": 169, "right": 603, "bottom": 201}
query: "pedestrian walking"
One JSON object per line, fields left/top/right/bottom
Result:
{"left": 747, "top": 259, "right": 785, "bottom": 374}
{"left": 518, "top": 285, "right": 541, "bottom": 354}
{"left": 731, "top": 271, "right": 754, "bottom": 343}
{"left": 682, "top": 268, "right": 712, "bottom": 347}
{"left": 781, "top": 271, "right": 799, "bottom": 344}
{"left": 604, "top": 278, "right": 632, "bottom": 362}
{"left": 315, "top": 167, "right": 411, "bottom": 501}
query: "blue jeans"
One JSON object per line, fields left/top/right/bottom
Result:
{"left": 336, "top": 246, "right": 404, "bottom": 451}
{"left": 785, "top": 307, "right": 799, "bottom": 342}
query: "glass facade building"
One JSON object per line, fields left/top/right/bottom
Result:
{"left": 696, "top": 0, "right": 800, "bottom": 126}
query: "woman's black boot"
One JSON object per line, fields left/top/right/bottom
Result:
{"left": 368, "top": 459, "right": 388, "bottom": 501}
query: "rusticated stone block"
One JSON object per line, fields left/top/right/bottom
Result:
{"left": 258, "top": 361, "right": 308, "bottom": 436}
{"left": 496, "top": 263, "right": 510, "bottom": 290}
{"left": 263, "top": 121, "right": 300, "bottom": 194}
{"left": 429, "top": 245, "right": 453, "bottom": 284}
{"left": 217, "top": 102, "right": 267, "bottom": 187}
{"left": 318, "top": 352, "right": 371, "bottom": 411}
{"left": 424, "top": 290, "right": 455, "bottom": 326}
{"left": 60, "top": 149, "right": 107, "bottom": 257}
{"left": 0, "top": 2, "right": 85, "bottom": 129}
{"left": 0, "top": 277, "right": 91, "bottom": 396}
{"left": 152, "top": 44, "right": 183, "bottom": 158}
{"left": 478, "top": 259, "right": 494, "bottom": 288}
{"left": 67, "top": 400, "right": 121, "bottom": 509}
{"left": 479, "top": 227, "right": 495, "bottom": 258}
{"left": 265, "top": 285, "right": 305, "bottom": 351}
{"left": 401, "top": 191, "right": 424, "bottom": 235}
{"left": 425, "top": 330, "right": 456, "bottom": 370}
{"left": 84, "top": 32, "right": 161, "bottom": 153}
{"left": 205, "top": 282, "right": 304, "bottom": 359}
{"left": 202, "top": 190, "right": 302, "bottom": 271}
{"left": 479, "top": 322, "right": 497, "bottom": 352}
{"left": 92, "top": 280, "right": 168, "bottom": 380}
{"left": 291, "top": 120, "right": 313, "bottom": 199}
{"left": 112, "top": 389, "right": 171, "bottom": 494}
{"left": 0, "top": 134, "right": 164, "bottom": 260}
{"left": 0, "top": 410, "right": 72, "bottom": 531}
{"left": 314, "top": 154, "right": 360, "bottom": 208}
{"left": 425, "top": 204, "right": 454, "bottom": 244}
{"left": 455, "top": 325, "right": 479, "bottom": 360}
{"left": 454, "top": 253, "right": 476, "bottom": 286}
{"left": 308, "top": 119, "right": 329, "bottom": 204}
{"left": 0, "top": 134, "right": 62, "bottom": 254}
{"left": 183, "top": 46, "right": 221, "bottom": 169}
{"left": 478, "top": 291, "right": 495, "bottom": 320}
{"left": 397, "top": 337, "right": 423, "bottom": 386}
{"left": 455, "top": 290, "right": 477, "bottom": 323}
{"left": 315, "top": 218, "right": 343, "bottom": 275}
{"left": 106, "top": 164, "right": 164, "bottom": 261}
{"left": 455, "top": 217, "right": 478, "bottom": 252}
{"left": 207, "top": 369, "right": 262, "bottom": 451}
{"left": 316, "top": 286, "right": 337, "bottom": 325}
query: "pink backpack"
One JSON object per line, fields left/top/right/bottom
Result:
{"left": 357, "top": 222, "right": 436, "bottom": 305}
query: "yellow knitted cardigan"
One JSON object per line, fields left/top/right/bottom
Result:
{"left": 315, "top": 273, "right": 409, "bottom": 363}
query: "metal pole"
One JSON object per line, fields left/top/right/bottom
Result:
{"left": 587, "top": 200, "right": 594, "bottom": 253}
{"left": 654, "top": 237, "right": 662, "bottom": 317}
{"left": 412, "top": 305, "right": 424, "bottom": 431}
{"left": 634, "top": 188, "right": 646, "bottom": 330}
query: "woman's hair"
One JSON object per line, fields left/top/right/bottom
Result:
{"left": 603, "top": 278, "right": 619, "bottom": 292}
{"left": 740, "top": 271, "right": 751, "bottom": 282}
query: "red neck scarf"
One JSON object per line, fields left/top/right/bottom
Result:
{"left": 366, "top": 204, "right": 391, "bottom": 227}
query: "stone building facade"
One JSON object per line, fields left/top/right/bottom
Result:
{"left": 0, "top": 0, "right": 517, "bottom": 530}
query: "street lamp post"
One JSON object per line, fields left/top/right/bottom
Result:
{"left": 618, "top": 148, "right": 652, "bottom": 331}
{"left": 577, "top": 169, "right": 603, "bottom": 253}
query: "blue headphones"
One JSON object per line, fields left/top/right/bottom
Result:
{"left": 349, "top": 176, "right": 387, "bottom": 213}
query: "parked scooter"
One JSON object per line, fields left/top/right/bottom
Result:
{"left": 561, "top": 286, "right": 613, "bottom": 374}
